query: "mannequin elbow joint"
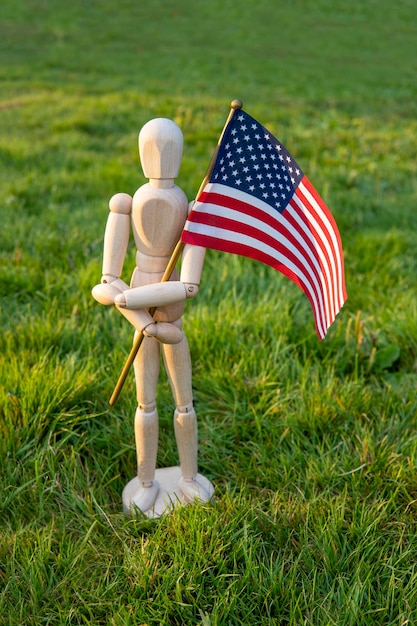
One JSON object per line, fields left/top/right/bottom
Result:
{"left": 184, "top": 284, "right": 199, "bottom": 299}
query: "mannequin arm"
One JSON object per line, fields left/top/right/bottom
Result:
{"left": 101, "top": 193, "right": 132, "bottom": 284}
{"left": 92, "top": 193, "right": 132, "bottom": 306}
{"left": 114, "top": 244, "right": 206, "bottom": 309}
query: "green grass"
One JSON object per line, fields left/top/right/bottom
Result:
{"left": 1, "top": 0, "right": 417, "bottom": 623}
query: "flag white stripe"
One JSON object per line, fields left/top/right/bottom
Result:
{"left": 191, "top": 182, "right": 340, "bottom": 326}
{"left": 191, "top": 196, "right": 331, "bottom": 331}
{"left": 291, "top": 191, "right": 339, "bottom": 319}
{"left": 286, "top": 202, "right": 335, "bottom": 322}
{"left": 186, "top": 214, "right": 329, "bottom": 339}
{"left": 297, "top": 181, "right": 345, "bottom": 310}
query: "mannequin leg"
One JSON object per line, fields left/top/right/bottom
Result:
{"left": 173, "top": 406, "right": 198, "bottom": 481}
{"left": 130, "top": 333, "right": 161, "bottom": 512}
{"left": 162, "top": 334, "right": 211, "bottom": 503}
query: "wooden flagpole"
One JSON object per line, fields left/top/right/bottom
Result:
{"left": 109, "top": 99, "right": 242, "bottom": 406}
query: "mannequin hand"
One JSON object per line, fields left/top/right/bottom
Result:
{"left": 114, "top": 292, "right": 127, "bottom": 308}
{"left": 143, "top": 322, "right": 183, "bottom": 344}
{"left": 92, "top": 283, "right": 122, "bottom": 306}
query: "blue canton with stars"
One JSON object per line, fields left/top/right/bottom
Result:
{"left": 210, "top": 109, "right": 304, "bottom": 214}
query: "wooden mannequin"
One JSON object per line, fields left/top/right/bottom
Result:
{"left": 92, "top": 118, "right": 212, "bottom": 517}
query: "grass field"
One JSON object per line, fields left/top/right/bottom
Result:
{"left": 1, "top": 0, "right": 417, "bottom": 624}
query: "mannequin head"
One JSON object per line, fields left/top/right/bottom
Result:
{"left": 139, "top": 118, "right": 183, "bottom": 180}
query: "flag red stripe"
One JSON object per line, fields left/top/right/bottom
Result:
{"left": 294, "top": 183, "right": 341, "bottom": 313}
{"left": 183, "top": 189, "right": 336, "bottom": 337}
{"left": 303, "top": 175, "right": 346, "bottom": 282}
{"left": 187, "top": 207, "right": 326, "bottom": 332}
{"left": 197, "top": 189, "right": 330, "bottom": 294}
{"left": 282, "top": 202, "right": 334, "bottom": 323}
{"left": 182, "top": 230, "right": 325, "bottom": 338}
{"left": 290, "top": 189, "right": 338, "bottom": 319}
{"left": 295, "top": 184, "right": 341, "bottom": 312}
{"left": 188, "top": 183, "right": 342, "bottom": 332}
{"left": 297, "top": 178, "right": 346, "bottom": 306}
{"left": 195, "top": 187, "right": 334, "bottom": 324}
{"left": 197, "top": 183, "right": 337, "bottom": 322}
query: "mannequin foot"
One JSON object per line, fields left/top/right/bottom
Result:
{"left": 178, "top": 476, "right": 211, "bottom": 504}
{"left": 130, "top": 481, "right": 160, "bottom": 514}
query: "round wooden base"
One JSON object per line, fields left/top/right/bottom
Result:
{"left": 122, "top": 466, "right": 214, "bottom": 518}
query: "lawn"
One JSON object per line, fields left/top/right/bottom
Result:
{"left": 1, "top": 0, "right": 417, "bottom": 624}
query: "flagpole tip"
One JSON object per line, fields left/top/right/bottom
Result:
{"left": 231, "top": 99, "right": 243, "bottom": 110}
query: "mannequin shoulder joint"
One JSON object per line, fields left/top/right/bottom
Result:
{"left": 109, "top": 193, "right": 132, "bottom": 215}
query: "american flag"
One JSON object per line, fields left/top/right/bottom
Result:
{"left": 181, "top": 108, "right": 347, "bottom": 340}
